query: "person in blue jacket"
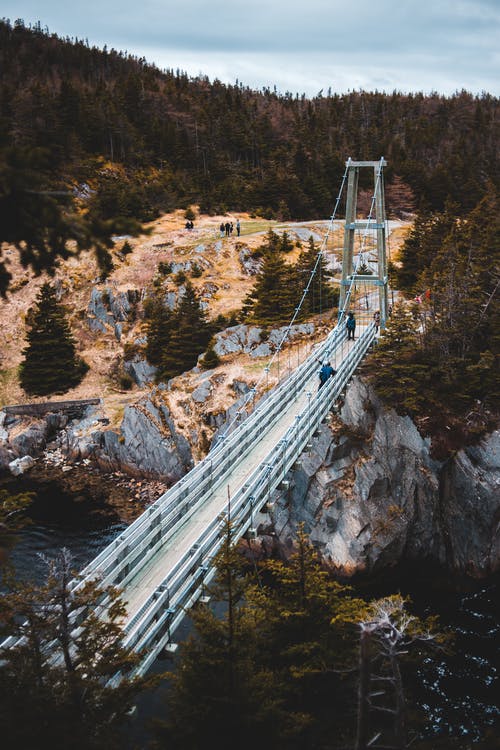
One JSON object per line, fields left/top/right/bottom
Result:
{"left": 346, "top": 311, "right": 356, "bottom": 340}
{"left": 318, "top": 361, "right": 335, "bottom": 390}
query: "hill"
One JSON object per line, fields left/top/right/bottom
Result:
{"left": 0, "top": 210, "right": 411, "bottom": 464}
{"left": 1, "top": 18, "right": 499, "bottom": 226}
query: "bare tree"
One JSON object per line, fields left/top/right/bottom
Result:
{"left": 355, "top": 595, "right": 440, "bottom": 750}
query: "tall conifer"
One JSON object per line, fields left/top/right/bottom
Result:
{"left": 19, "top": 283, "right": 88, "bottom": 396}
{"left": 295, "top": 236, "right": 337, "bottom": 316}
{"left": 243, "top": 251, "right": 296, "bottom": 325}
{"left": 158, "top": 282, "right": 211, "bottom": 381}
{"left": 143, "top": 292, "right": 173, "bottom": 368}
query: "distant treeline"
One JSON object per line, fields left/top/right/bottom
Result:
{"left": 0, "top": 18, "right": 499, "bottom": 221}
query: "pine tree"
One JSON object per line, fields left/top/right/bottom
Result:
{"left": 143, "top": 292, "right": 173, "bottom": 368}
{"left": 19, "top": 283, "right": 88, "bottom": 396}
{"left": 295, "top": 236, "right": 337, "bottom": 317}
{"left": 158, "top": 522, "right": 366, "bottom": 749}
{"left": 243, "top": 250, "right": 296, "bottom": 325}
{"left": 396, "top": 202, "right": 457, "bottom": 294}
{"left": 365, "top": 300, "right": 432, "bottom": 416}
{"left": 158, "top": 281, "right": 211, "bottom": 381}
{"left": 155, "top": 517, "right": 297, "bottom": 750}
{"left": 0, "top": 549, "right": 153, "bottom": 750}
{"left": 279, "top": 230, "right": 294, "bottom": 253}
{"left": 418, "top": 190, "right": 500, "bottom": 410}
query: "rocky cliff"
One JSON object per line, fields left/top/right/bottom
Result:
{"left": 2, "top": 372, "right": 498, "bottom": 578}
{"left": 270, "top": 377, "right": 500, "bottom": 578}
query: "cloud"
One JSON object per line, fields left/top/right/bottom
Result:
{"left": 2, "top": 0, "right": 499, "bottom": 95}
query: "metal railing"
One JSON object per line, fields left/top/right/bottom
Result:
{"left": 1, "top": 323, "right": 376, "bottom": 675}
{"left": 117, "top": 323, "right": 376, "bottom": 677}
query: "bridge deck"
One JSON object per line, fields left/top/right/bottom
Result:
{"left": 122, "top": 335, "right": 359, "bottom": 620}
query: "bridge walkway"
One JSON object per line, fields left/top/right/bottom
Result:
{"left": 121, "top": 333, "right": 361, "bottom": 620}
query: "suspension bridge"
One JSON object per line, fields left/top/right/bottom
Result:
{"left": 1, "top": 158, "right": 393, "bottom": 679}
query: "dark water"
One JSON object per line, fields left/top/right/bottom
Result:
{"left": 2, "top": 477, "right": 499, "bottom": 747}
{"left": 355, "top": 566, "right": 500, "bottom": 748}
{"left": 1, "top": 472, "right": 126, "bottom": 582}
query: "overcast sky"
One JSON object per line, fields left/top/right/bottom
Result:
{"left": 2, "top": 0, "right": 499, "bottom": 97}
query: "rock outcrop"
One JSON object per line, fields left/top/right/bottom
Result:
{"left": 86, "top": 287, "right": 140, "bottom": 341}
{"left": 211, "top": 323, "right": 315, "bottom": 359}
{"left": 0, "top": 396, "right": 192, "bottom": 483}
{"left": 94, "top": 395, "right": 193, "bottom": 480}
{"left": 271, "top": 377, "right": 500, "bottom": 578}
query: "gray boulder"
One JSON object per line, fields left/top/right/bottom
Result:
{"left": 10, "top": 420, "right": 50, "bottom": 456}
{"left": 87, "top": 287, "right": 114, "bottom": 333}
{"left": 124, "top": 358, "right": 158, "bottom": 387}
{"left": 9, "top": 455, "right": 36, "bottom": 476}
{"left": 87, "top": 287, "right": 139, "bottom": 341}
{"left": 212, "top": 323, "right": 315, "bottom": 359}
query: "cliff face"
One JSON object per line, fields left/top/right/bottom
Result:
{"left": 272, "top": 378, "right": 500, "bottom": 578}
{"left": 2, "top": 372, "right": 498, "bottom": 578}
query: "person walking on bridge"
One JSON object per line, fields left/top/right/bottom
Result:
{"left": 346, "top": 311, "right": 356, "bottom": 340}
{"left": 318, "top": 361, "right": 335, "bottom": 391}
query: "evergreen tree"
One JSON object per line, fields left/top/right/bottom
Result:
{"left": 0, "top": 549, "right": 152, "bottom": 750}
{"left": 365, "top": 300, "right": 431, "bottom": 416}
{"left": 243, "top": 249, "right": 296, "bottom": 325}
{"left": 155, "top": 523, "right": 440, "bottom": 750}
{"left": 199, "top": 342, "right": 220, "bottom": 369}
{"left": 155, "top": 518, "right": 299, "bottom": 750}
{"left": 143, "top": 292, "right": 174, "bottom": 368}
{"left": 396, "top": 202, "right": 457, "bottom": 294}
{"left": 158, "top": 281, "right": 211, "bottom": 381}
{"left": 418, "top": 190, "right": 500, "bottom": 411}
{"left": 279, "top": 230, "right": 295, "bottom": 253}
{"left": 245, "top": 526, "right": 364, "bottom": 746}
{"left": 295, "top": 236, "right": 337, "bottom": 316}
{"left": 19, "top": 283, "right": 88, "bottom": 396}
{"left": 260, "top": 228, "right": 282, "bottom": 255}
{"left": 366, "top": 189, "right": 499, "bottom": 446}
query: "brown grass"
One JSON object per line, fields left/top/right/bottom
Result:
{"left": 0, "top": 211, "right": 412, "bottom": 456}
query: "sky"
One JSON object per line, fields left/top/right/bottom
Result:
{"left": 2, "top": 0, "right": 499, "bottom": 97}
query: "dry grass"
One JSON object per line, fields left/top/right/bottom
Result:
{"left": 0, "top": 211, "right": 412, "bottom": 451}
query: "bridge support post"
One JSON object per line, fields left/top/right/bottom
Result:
{"left": 338, "top": 158, "right": 389, "bottom": 329}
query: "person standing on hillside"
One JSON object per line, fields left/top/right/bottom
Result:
{"left": 220, "top": 222, "right": 225, "bottom": 237}
{"left": 236, "top": 219, "right": 241, "bottom": 236}
{"left": 346, "top": 311, "right": 356, "bottom": 340}
{"left": 225, "top": 221, "right": 230, "bottom": 237}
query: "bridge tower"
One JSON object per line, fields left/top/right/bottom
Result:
{"left": 339, "top": 158, "right": 389, "bottom": 329}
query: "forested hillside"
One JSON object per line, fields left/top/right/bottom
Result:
{"left": 1, "top": 18, "right": 498, "bottom": 225}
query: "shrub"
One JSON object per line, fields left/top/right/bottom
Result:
{"left": 191, "top": 263, "right": 203, "bottom": 278}
{"left": 158, "top": 261, "right": 173, "bottom": 275}
{"left": 174, "top": 270, "right": 187, "bottom": 285}
{"left": 118, "top": 372, "right": 134, "bottom": 390}
{"left": 200, "top": 345, "right": 220, "bottom": 370}
{"left": 121, "top": 240, "right": 133, "bottom": 255}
